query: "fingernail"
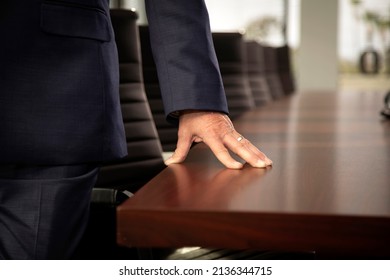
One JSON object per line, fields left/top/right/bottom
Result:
{"left": 231, "top": 162, "right": 244, "bottom": 169}
{"left": 164, "top": 157, "right": 174, "bottom": 165}
{"left": 266, "top": 159, "right": 273, "bottom": 166}
{"left": 255, "top": 160, "right": 267, "bottom": 168}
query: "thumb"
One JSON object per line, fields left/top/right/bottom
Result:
{"left": 165, "top": 134, "right": 193, "bottom": 165}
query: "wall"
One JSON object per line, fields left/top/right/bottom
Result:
{"left": 297, "top": 0, "right": 339, "bottom": 91}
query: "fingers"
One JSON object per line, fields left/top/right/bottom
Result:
{"left": 205, "top": 141, "right": 244, "bottom": 169}
{"left": 205, "top": 131, "right": 272, "bottom": 169}
{"left": 164, "top": 133, "right": 193, "bottom": 165}
{"left": 225, "top": 132, "right": 272, "bottom": 167}
{"left": 167, "top": 110, "right": 273, "bottom": 169}
{"left": 166, "top": 129, "right": 245, "bottom": 169}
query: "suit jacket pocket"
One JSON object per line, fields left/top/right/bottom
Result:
{"left": 41, "top": 1, "right": 111, "bottom": 42}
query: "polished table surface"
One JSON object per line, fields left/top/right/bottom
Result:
{"left": 117, "top": 91, "right": 390, "bottom": 258}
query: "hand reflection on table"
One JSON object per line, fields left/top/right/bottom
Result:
{"left": 163, "top": 163, "right": 272, "bottom": 209}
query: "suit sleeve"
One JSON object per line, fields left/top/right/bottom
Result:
{"left": 145, "top": 0, "right": 229, "bottom": 123}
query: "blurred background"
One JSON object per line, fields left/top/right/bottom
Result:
{"left": 111, "top": 0, "right": 390, "bottom": 92}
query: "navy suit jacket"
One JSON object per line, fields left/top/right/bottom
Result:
{"left": 0, "top": 0, "right": 228, "bottom": 165}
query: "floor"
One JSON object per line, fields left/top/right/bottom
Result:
{"left": 338, "top": 73, "right": 389, "bottom": 93}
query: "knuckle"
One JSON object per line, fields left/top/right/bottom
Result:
{"left": 214, "top": 147, "right": 229, "bottom": 156}
{"left": 237, "top": 139, "right": 249, "bottom": 148}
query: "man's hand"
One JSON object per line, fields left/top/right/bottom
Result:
{"left": 164, "top": 110, "right": 273, "bottom": 169}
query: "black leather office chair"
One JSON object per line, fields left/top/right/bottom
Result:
{"left": 212, "top": 32, "right": 255, "bottom": 119}
{"left": 276, "top": 44, "right": 295, "bottom": 95}
{"left": 261, "top": 45, "right": 285, "bottom": 99}
{"left": 95, "top": 12, "right": 165, "bottom": 195}
{"left": 381, "top": 90, "right": 390, "bottom": 119}
{"left": 75, "top": 9, "right": 166, "bottom": 260}
{"left": 245, "top": 41, "right": 273, "bottom": 106}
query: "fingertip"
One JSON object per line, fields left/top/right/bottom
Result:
{"left": 165, "top": 150, "right": 189, "bottom": 166}
{"left": 164, "top": 156, "right": 180, "bottom": 165}
{"left": 254, "top": 160, "right": 267, "bottom": 168}
{"left": 228, "top": 161, "right": 244, "bottom": 169}
{"left": 164, "top": 157, "right": 173, "bottom": 165}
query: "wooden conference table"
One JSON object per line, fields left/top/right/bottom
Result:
{"left": 117, "top": 90, "right": 390, "bottom": 259}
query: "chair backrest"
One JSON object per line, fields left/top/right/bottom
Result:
{"left": 94, "top": 10, "right": 165, "bottom": 194}
{"left": 276, "top": 44, "right": 295, "bottom": 95}
{"left": 260, "top": 44, "right": 285, "bottom": 99}
{"left": 245, "top": 41, "right": 273, "bottom": 106}
{"left": 138, "top": 25, "right": 178, "bottom": 152}
{"left": 212, "top": 32, "right": 255, "bottom": 119}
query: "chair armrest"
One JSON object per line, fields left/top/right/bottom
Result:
{"left": 91, "top": 188, "right": 133, "bottom": 206}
